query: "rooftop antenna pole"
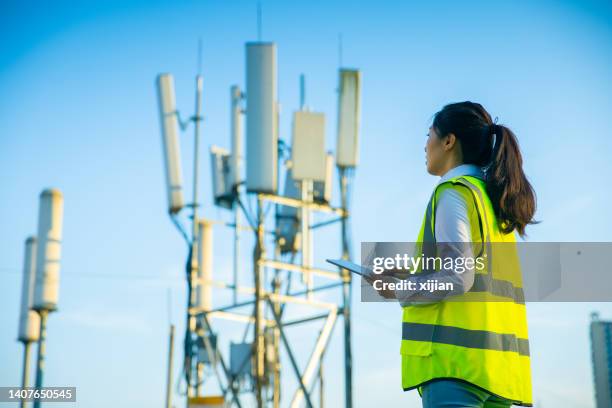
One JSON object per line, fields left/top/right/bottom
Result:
{"left": 184, "top": 38, "right": 205, "bottom": 400}
{"left": 336, "top": 66, "right": 360, "bottom": 408}
{"left": 21, "top": 341, "right": 32, "bottom": 408}
{"left": 197, "top": 38, "right": 203, "bottom": 75}
{"left": 230, "top": 85, "right": 244, "bottom": 305}
{"left": 165, "top": 324, "right": 175, "bottom": 408}
{"left": 300, "top": 74, "right": 306, "bottom": 110}
{"left": 156, "top": 39, "right": 218, "bottom": 407}
{"left": 340, "top": 169, "right": 353, "bottom": 408}
{"left": 33, "top": 310, "right": 49, "bottom": 408}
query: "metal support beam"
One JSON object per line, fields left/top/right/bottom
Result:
{"left": 290, "top": 309, "right": 338, "bottom": 408}
{"left": 254, "top": 195, "right": 265, "bottom": 407}
{"left": 258, "top": 193, "right": 346, "bottom": 216}
{"left": 196, "top": 282, "right": 343, "bottom": 315}
{"left": 267, "top": 299, "right": 314, "bottom": 408}
{"left": 260, "top": 259, "right": 341, "bottom": 280}
{"left": 186, "top": 74, "right": 204, "bottom": 400}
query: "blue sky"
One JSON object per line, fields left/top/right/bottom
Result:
{"left": 1, "top": 0, "right": 612, "bottom": 407}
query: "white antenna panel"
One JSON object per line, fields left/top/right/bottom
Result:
{"left": 18, "top": 236, "right": 40, "bottom": 342}
{"left": 246, "top": 42, "right": 278, "bottom": 193}
{"left": 336, "top": 69, "right": 361, "bottom": 168}
{"left": 33, "top": 189, "right": 63, "bottom": 312}
{"left": 291, "top": 111, "right": 326, "bottom": 182}
{"left": 156, "top": 73, "right": 185, "bottom": 213}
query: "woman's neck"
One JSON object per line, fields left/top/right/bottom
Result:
{"left": 439, "top": 159, "right": 464, "bottom": 177}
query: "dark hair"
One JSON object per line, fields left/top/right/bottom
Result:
{"left": 432, "top": 101, "right": 538, "bottom": 237}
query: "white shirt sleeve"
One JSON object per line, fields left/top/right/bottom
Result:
{"left": 395, "top": 188, "right": 476, "bottom": 306}
{"left": 435, "top": 188, "right": 472, "bottom": 244}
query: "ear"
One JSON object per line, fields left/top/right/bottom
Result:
{"left": 442, "top": 133, "right": 457, "bottom": 151}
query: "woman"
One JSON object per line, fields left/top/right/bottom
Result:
{"left": 367, "top": 101, "right": 537, "bottom": 407}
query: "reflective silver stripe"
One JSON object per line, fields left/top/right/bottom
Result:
{"left": 471, "top": 274, "right": 525, "bottom": 304}
{"left": 402, "top": 322, "right": 530, "bottom": 356}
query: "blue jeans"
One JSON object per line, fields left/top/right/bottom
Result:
{"left": 421, "top": 379, "right": 513, "bottom": 408}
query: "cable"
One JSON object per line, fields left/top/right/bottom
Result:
{"left": 171, "top": 213, "right": 190, "bottom": 244}
{"left": 183, "top": 244, "right": 195, "bottom": 393}
{"left": 236, "top": 196, "right": 257, "bottom": 231}
{"left": 247, "top": 194, "right": 255, "bottom": 222}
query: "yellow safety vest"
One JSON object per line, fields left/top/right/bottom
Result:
{"left": 401, "top": 175, "right": 533, "bottom": 406}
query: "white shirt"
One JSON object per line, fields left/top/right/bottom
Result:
{"left": 394, "top": 164, "right": 484, "bottom": 305}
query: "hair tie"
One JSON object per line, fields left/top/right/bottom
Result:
{"left": 483, "top": 117, "right": 499, "bottom": 175}
{"left": 490, "top": 116, "right": 499, "bottom": 153}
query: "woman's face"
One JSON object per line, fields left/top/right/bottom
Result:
{"left": 425, "top": 126, "right": 447, "bottom": 176}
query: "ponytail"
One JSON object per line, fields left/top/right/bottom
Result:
{"left": 432, "top": 101, "right": 538, "bottom": 237}
{"left": 485, "top": 125, "right": 538, "bottom": 237}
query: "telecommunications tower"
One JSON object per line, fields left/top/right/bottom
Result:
{"left": 156, "top": 40, "right": 361, "bottom": 408}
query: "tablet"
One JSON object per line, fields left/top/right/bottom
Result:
{"left": 326, "top": 259, "right": 373, "bottom": 278}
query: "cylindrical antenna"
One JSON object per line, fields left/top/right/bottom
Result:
{"left": 33, "top": 189, "right": 63, "bottom": 312}
{"left": 245, "top": 42, "right": 278, "bottom": 193}
{"left": 18, "top": 236, "right": 40, "bottom": 343}
{"left": 336, "top": 69, "right": 361, "bottom": 168}
{"left": 157, "top": 73, "right": 185, "bottom": 214}
{"left": 197, "top": 220, "right": 213, "bottom": 311}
